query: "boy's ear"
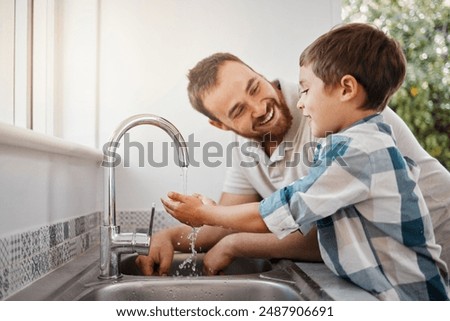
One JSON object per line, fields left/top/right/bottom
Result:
{"left": 339, "top": 75, "right": 359, "bottom": 101}
{"left": 208, "top": 119, "right": 231, "bottom": 131}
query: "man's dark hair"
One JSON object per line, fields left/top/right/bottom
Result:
{"left": 187, "top": 52, "right": 250, "bottom": 121}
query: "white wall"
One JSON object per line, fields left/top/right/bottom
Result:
{"left": 2, "top": 1, "right": 341, "bottom": 216}
{"left": 94, "top": 0, "right": 341, "bottom": 210}
{"left": 0, "top": 123, "right": 102, "bottom": 236}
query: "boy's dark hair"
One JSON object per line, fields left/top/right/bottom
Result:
{"left": 299, "top": 23, "right": 406, "bottom": 111}
{"left": 187, "top": 52, "right": 250, "bottom": 121}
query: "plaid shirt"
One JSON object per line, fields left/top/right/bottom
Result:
{"left": 259, "top": 114, "right": 449, "bottom": 300}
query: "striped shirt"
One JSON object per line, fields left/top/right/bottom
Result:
{"left": 259, "top": 114, "right": 449, "bottom": 300}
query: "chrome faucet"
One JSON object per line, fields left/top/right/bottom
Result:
{"left": 99, "top": 114, "right": 189, "bottom": 279}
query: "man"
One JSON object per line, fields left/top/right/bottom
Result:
{"left": 136, "top": 52, "right": 450, "bottom": 276}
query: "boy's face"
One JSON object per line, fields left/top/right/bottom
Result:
{"left": 202, "top": 61, "right": 292, "bottom": 143}
{"left": 297, "top": 64, "right": 346, "bottom": 138}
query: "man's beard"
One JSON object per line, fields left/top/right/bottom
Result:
{"left": 234, "top": 100, "right": 293, "bottom": 144}
{"left": 262, "top": 100, "right": 293, "bottom": 144}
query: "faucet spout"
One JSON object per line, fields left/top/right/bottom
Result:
{"left": 100, "top": 114, "right": 189, "bottom": 279}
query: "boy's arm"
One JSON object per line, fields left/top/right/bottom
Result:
{"left": 162, "top": 192, "right": 269, "bottom": 233}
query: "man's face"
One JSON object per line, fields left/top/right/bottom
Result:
{"left": 202, "top": 61, "right": 292, "bottom": 143}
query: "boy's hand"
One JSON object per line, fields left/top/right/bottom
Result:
{"left": 161, "top": 192, "right": 207, "bottom": 227}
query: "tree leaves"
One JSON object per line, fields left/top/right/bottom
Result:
{"left": 343, "top": 0, "right": 450, "bottom": 169}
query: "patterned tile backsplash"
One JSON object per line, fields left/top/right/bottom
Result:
{"left": 0, "top": 212, "right": 101, "bottom": 300}
{"left": 117, "top": 209, "right": 180, "bottom": 234}
{"left": 0, "top": 209, "right": 179, "bottom": 300}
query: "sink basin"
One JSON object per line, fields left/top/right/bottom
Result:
{"left": 74, "top": 253, "right": 312, "bottom": 301}
{"left": 120, "top": 253, "right": 273, "bottom": 276}
{"left": 72, "top": 252, "right": 309, "bottom": 301}
{"left": 76, "top": 277, "right": 305, "bottom": 301}
{"left": 6, "top": 246, "right": 335, "bottom": 301}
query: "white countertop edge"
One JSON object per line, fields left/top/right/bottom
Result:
{"left": 0, "top": 122, "right": 103, "bottom": 162}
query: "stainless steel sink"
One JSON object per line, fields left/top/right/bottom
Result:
{"left": 74, "top": 253, "right": 314, "bottom": 301}
{"left": 7, "top": 246, "right": 337, "bottom": 301}
{"left": 120, "top": 253, "right": 273, "bottom": 276}
{"left": 76, "top": 277, "right": 305, "bottom": 301}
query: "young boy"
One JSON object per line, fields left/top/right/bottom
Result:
{"left": 162, "top": 23, "right": 449, "bottom": 300}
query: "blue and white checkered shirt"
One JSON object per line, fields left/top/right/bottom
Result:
{"left": 259, "top": 114, "right": 449, "bottom": 300}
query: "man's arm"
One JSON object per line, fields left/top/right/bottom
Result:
{"left": 219, "top": 191, "right": 261, "bottom": 205}
{"left": 135, "top": 192, "right": 260, "bottom": 275}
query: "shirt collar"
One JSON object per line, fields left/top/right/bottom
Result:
{"left": 344, "top": 113, "right": 383, "bottom": 131}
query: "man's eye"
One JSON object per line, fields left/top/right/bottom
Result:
{"left": 250, "top": 83, "right": 259, "bottom": 96}
{"left": 231, "top": 106, "right": 244, "bottom": 119}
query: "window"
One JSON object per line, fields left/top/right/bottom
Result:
{"left": 0, "top": 0, "right": 55, "bottom": 134}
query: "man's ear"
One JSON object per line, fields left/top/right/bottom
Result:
{"left": 339, "top": 75, "right": 359, "bottom": 101}
{"left": 208, "top": 119, "right": 231, "bottom": 131}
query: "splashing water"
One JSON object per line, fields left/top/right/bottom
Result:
{"left": 177, "top": 227, "right": 201, "bottom": 276}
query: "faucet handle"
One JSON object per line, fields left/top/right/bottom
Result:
{"left": 147, "top": 203, "right": 156, "bottom": 237}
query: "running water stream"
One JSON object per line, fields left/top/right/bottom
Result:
{"left": 176, "top": 167, "right": 201, "bottom": 276}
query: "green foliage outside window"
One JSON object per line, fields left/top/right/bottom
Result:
{"left": 342, "top": 0, "right": 450, "bottom": 169}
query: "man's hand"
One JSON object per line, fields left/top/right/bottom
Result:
{"left": 135, "top": 230, "right": 175, "bottom": 276}
{"left": 193, "top": 193, "right": 217, "bottom": 206}
{"left": 135, "top": 222, "right": 236, "bottom": 276}
{"left": 202, "top": 234, "right": 237, "bottom": 275}
{"left": 202, "top": 230, "right": 323, "bottom": 275}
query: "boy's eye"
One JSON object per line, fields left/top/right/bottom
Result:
{"left": 299, "top": 89, "right": 309, "bottom": 97}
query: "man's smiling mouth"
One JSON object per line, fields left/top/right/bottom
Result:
{"left": 259, "top": 107, "right": 274, "bottom": 125}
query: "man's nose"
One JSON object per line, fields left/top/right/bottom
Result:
{"left": 249, "top": 101, "right": 267, "bottom": 118}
